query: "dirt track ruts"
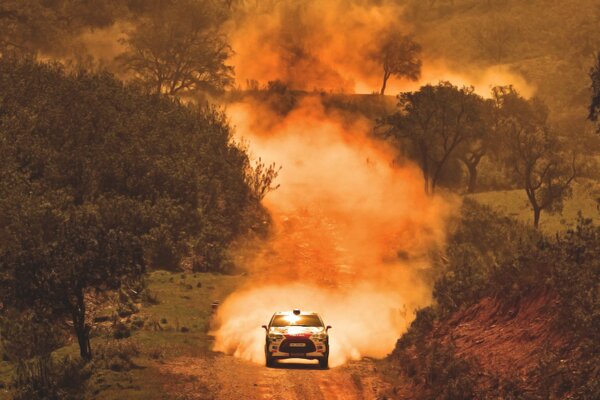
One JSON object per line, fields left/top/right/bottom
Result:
{"left": 158, "top": 354, "right": 389, "bottom": 400}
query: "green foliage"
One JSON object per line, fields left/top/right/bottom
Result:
{"left": 11, "top": 356, "right": 88, "bottom": 400}
{"left": 544, "top": 215, "right": 600, "bottom": 340}
{"left": 0, "top": 56, "right": 262, "bottom": 270}
{"left": 395, "top": 200, "right": 600, "bottom": 398}
{"left": 93, "top": 340, "right": 140, "bottom": 372}
{"left": 0, "top": 312, "right": 65, "bottom": 363}
{"left": 390, "top": 338, "right": 478, "bottom": 400}
{"left": 381, "top": 82, "right": 490, "bottom": 193}
{"left": 493, "top": 86, "right": 579, "bottom": 227}
{"left": 0, "top": 57, "right": 266, "bottom": 361}
{"left": 433, "top": 199, "right": 539, "bottom": 314}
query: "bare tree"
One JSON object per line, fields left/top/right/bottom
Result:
{"left": 118, "top": 0, "right": 233, "bottom": 96}
{"left": 245, "top": 158, "right": 281, "bottom": 200}
{"left": 497, "top": 88, "right": 578, "bottom": 228}
{"left": 374, "top": 30, "right": 422, "bottom": 95}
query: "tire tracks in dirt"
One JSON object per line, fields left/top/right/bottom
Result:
{"left": 158, "top": 354, "right": 388, "bottom": 399}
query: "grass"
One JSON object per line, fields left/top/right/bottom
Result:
{"left": 85, "top": 270, "right": 245, "bottom": 400}
{"left": 468, "top": 180, "right": 600, "bottom": 233}
{"left": 0, "top": 271, "right": 246, "bottom": 400}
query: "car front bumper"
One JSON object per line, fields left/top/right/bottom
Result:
{"left": 270, "top": 350, "right": 327, "bottom": 359}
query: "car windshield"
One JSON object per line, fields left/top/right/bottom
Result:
{"left": 271, "top": 314, "right": 323, "bottom": 327}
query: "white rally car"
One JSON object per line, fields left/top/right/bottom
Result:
{"left": 262, "top": 309, "right": 331, "bottom": 369}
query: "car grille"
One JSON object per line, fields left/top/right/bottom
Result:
{"left": 279, "top": 337, "right": 316, "bottom": 353}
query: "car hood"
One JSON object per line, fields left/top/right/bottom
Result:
{"left": 270, "top": 326, "right": 324, "bottom": 336}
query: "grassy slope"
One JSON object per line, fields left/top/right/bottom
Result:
{"left": 87, "top": 271, "right": 245, "bottom": 400}
{"left": 468, "top": 180, "right": 600, "bottom": 233}
{"left": 0, "top": 271, "right": 246, "bottom": 400}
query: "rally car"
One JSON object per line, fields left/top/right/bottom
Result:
{"left": 262, "top": 309, "right": 331, "bottom": 369}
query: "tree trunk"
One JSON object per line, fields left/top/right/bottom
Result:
{"left": 417, "top": 142, "right": 431, "bottom": 195}
{"left": 533, "top": 206, "right": 541, "bottom": 229}
{"left": 466, "top": 162, "right": 478, "bottom": 193}
{"left": 72, "top": 290, "right": 92, "bottom": 361}
{"left": 380, "top": 70, "right": 390, "bottom": 95}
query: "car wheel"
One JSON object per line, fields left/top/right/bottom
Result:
{"left": 265, "top": 350, "right": 275, "bottom": 367}
{"left": 319, "top": 355, "right": 329, "bottom": 369}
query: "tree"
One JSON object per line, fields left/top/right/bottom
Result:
{"left": 374, "top": 30, "right": 422, "bottom": 95}
{"left": 469, "top": 15, "right": 518, "bottom": 63}
{"left": 0, "top": 58, "right": 269, "bottom": 359}
{"left": 0, "top": 1, "right": 62, "bottom": 53}
{"left": 1, "top": 204, "right": 144, "bottom": 360}
{"left": 380, "top": 82, "right": 486, "bottom": 194}
{"left": 589, "top": 52, "right": 600, "bottom": 129}
{"left": 456, "top": 98, "right": 495, "bottom": 193}
{"left": 118, "top": 0, "right": 233, "bottom": 95}
{"left": 495, "top": 87, "right": 578, "bottom": 228}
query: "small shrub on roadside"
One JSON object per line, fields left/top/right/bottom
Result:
{"left": 131, "top": 316, "right": 145, "bottom": 330}
{"left": 93, "top": 340, "right": 139, "bottom": 372}
{"left": 112, "top": 322, "right": 131, "bottom": 339}
{"left": 11, "top": 356, "right": 88, "bottom": 400}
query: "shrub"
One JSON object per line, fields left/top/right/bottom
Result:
{"left": 391, "top": 338, "right": 478, "bottom": 400}
{"left": 112, "top": 322, "right": 131, "bottom": 339}
{"left": 93, "top": 340, "right": 140, "bottom": 372}
{"left": 11, "top": 356, "right": 88, "bottom": 400}
{"left": 131, "top": 316, "right": 145, "bottom": 330}
{"left": 433, "top": 199, "right": 539, "bottom": 314}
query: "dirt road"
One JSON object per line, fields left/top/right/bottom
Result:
{"left": 158, "top": 354, "right": 390, "bottom": 400}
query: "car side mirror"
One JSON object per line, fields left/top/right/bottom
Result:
{"left": 326, "top": 325, "right": 332, "bottom": 331}
{"left": 261, "top": 325, "right": 268, "bottom": 331}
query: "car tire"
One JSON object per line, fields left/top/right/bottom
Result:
{"left": 319, "top": 355, "right": 329, "bottom": 369}
{"left": 265, "top": 351, "right": 275, "bottom": 367}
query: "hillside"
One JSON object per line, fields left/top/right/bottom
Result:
{"left": 379, "top": 199, "right": 600, "bottom": 399}
{"left": 384, "top": 292, "right": 574, "bottom": 399}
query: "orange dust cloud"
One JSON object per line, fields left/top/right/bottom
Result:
{"left": 227, "top": 0, "right": 534, "bottom": 97}
{"left": 212, "top": 96, "right": 456, "bottom": 367}
{"left": 228, "top": 0, "right": 405, "bottom": 93}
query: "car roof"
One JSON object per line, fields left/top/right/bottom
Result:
{"left": 273, "top": 310, "right": 319, "bottom": 316}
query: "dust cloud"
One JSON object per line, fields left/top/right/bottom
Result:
{"left": 212, "top": 97, "right": 454, "bottom": 367}
{"left": 227, "top": 0, "right": 533, "bottom": 96}
{"left": 211, "top": 0, "right": 524, "bottom": 367}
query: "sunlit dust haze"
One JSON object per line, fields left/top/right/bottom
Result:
{"left": 212, "top": 0, "right": 529, "bottom": 367}
{"left": 227, "top": 0, "right": 534, "bottom": 96}
{"left": 212, "top": 97, "right": 455, "bottom": 367}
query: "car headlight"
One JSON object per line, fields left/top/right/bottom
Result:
{"left": 268, "top": 333, "right": 284, "bottom": 341}
{"left": 311, "top": 333, "right": 328, "bottom": 341}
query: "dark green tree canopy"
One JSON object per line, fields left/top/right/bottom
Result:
{"left": 381, "top": 82, "right": 487, "bottom": 194}
{"left": 0, "top": 57, "right": 265, "bottom": 359}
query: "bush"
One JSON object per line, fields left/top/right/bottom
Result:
{"left": 0, "top": 57, "right": 267, "bottom": 273}
{"left": 393, "top": 203, "right": 600, "bottom": 399}
{"left": 131, "top": 316, "right": 145, "bottom": 330}
{"left": 93, "top": 340, "right": 140, "bottom": 372}
{"left": 433, "top": 199, "right": 539, "bottom": 314}
{"left": 391, "top": 338, "right": 478, "bottom": 400}
{"left": 11, "top": 356, "right": 88, "bottom": 400}
{"left": 112, "top": 322, "right": 131, "bottom": 339}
